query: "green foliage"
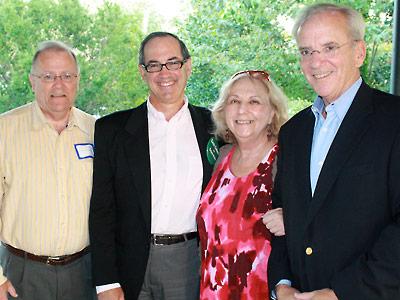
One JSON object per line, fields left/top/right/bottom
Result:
{"left": 178, "top": 0, "right": 394, "bottom": 114}
{"left": 0, "top": 0, "right": 149, "bottom": 115}
{"left": 0, "top": 0, "right": 395, "bottom": 116}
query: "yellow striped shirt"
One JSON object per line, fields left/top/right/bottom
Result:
{"left": 0, "top": 101, "right": 95, "bottom": 283}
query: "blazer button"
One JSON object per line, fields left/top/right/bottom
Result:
{"left": 305, "top": 247, "right": 313, "bottom": 255}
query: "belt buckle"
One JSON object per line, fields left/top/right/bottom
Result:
{"left": 46, "top": 256, "right": 62, "bottom": 265}
{"left": 152, "top": 235, "right": 164, "bottom": 246}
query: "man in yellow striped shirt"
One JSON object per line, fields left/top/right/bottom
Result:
{"left": 0, "top": 41, "right": 96, "bottom": 300}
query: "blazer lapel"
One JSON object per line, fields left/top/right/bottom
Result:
{"left": 307, "top": 83, "right": 374, "bottom": 224}
{"left": 288, "top": 108, "right": 314, "bottom": 237}
{"left": 123, "top": 103, "right": 152, "bottom": 232}
{"left": 295, "top": 109, "right": 315, "bottom": 204}
{"left": 188, "top": 104, "right": 213, "bottom": 191}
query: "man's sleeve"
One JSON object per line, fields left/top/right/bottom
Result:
{"left": 0, "top": 123, "right": 8, "bottom": 285}
{"left": 89, "top": 119, "right": 119, "bottom": 285}
{"left": 330, "top": 129, "right": 400, "bottom": 299}
{"left": 267, "top": 130, "right": 293, "bottom": 292}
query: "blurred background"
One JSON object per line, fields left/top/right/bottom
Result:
{"left": 0, "top": 0, "right": 394, "bottom": 116}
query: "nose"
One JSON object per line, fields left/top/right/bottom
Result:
{"left": 53, "top": 76, "right": 64, "bottom": 85}
{"left": 308, "top": 51, "right": 325, "bottom": 67}
{"left": 237, "top": 102, "right": 247, "bottom": 113}
{"left": 158, "top": 64, "right": 170, "bottom": 74}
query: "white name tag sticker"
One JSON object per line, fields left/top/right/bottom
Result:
{"left": 74, "top": 143, "right": 94, "bottom": 159}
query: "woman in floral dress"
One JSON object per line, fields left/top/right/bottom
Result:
{"left": 197, "top": 70, "right": 288, "bottom": 299}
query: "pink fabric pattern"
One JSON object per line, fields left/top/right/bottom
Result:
{"left": 197, "top": 144, "right": 278, "bottom": 300}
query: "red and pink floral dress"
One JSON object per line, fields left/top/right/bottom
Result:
{"left": 197, "top": 144, "right": 278, "bottom": 300}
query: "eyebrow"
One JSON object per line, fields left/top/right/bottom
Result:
{"left": 299, "top": 41, "right": 339, "bottom": 50}
{"left": 146, "top": 56, "right": 181, "bottom": 64}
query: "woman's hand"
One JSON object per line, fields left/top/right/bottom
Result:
{"left": 262, "top": 207, "right": 285, "bottom": 236}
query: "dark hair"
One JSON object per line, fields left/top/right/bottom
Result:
{"left": 31, "top": 40, "right": 79, "bottom": 73}
{"left": 138, "top": 32, "right": 191, "bottom": 65}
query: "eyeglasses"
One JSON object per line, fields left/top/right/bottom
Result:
{"left": 31, "top": 72, "right": 79, "bottom": 82}
{"left": 231, "top": 70, "right": 270, "bottom": 81}
{"left": 299, "top": 41, "right": 355, "bottom": 61}
{"left": 142, "top": 60, "right": 187, "bottom": 73}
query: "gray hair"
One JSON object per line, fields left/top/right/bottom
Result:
{"left": 212, "top": 73, "right": 288, "bottom": 144}
{"left": 31, "top": 40, "right": 79, "bottom": 73}
{"left": 292, "top": 3, "right": 365, "bottom": 41}
{"left": 138, "top": 32, "right": 191, "bottom": 65}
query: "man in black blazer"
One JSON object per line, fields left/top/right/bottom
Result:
{"left": 89, "top": 32, "right": 213, "bottom": 300}
{"left": 268, "top": 3, "right": 400, "bottom": 300}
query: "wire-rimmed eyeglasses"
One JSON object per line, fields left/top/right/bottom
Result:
{"left": 299, "top": 41, "right": 356, "bottom": 61}
{"left": 31, "top": 72, "right": 79, "bottom": 83}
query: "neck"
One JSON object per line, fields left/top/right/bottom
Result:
{"left": 41, "top": 108, "right": 71, "bottom": 134}
{"left": 236, "top": 135, "right": 276, "bottom": 160}
{"left": 149, "top": 96, "right": 185, "bottom": 121}
{"left": 230, "top": 135, "right": 276, "bottom": 177}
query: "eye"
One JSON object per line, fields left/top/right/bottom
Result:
{"left": 42, "top": 73, "right": 54, "bottom": 81}
{"left": 300, "top": 49, "right": 311, "bottom": 56}
{"left": 249, "top": 99, "right": 261, "bottom": 104}
{"left": 228, "top": 98, "right": 239, "bottom": 104}
{"left": 147, "top": 63, "right": 161, "bottom": 69}
{"left": 62, "top": 73, "right": 73, "bottom": 80}
{"left": 323, "top": 45, "right": 337, "bottom": 53}
{"left": 167, "top": 61, "right": 181, "bottom": 66}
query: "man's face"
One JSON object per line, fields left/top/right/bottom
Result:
{"left": 297, "top": 11, "right": 366, "bottom": 104}
{"left": 29, "top": 50, "right": 79, "bottom": 118}
{"left": 139, "top": 36, "right": 192, "bottom": 109}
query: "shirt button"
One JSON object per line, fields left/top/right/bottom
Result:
{"left": 305, "top": 247, "right": 313, "bottom": 255}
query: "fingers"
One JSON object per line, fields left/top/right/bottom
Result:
{"left": 294, "top": 292, "right": 314, "bottom": 299}
{"left": 98, "top": 287, "right": 124, "bottom": 300}
{"left": 269, "top": 224, "right": 285, "bottom": 236}
{"left": 263, "top": 208, "right": 285, "bottom": 236}
{"left": 7, "top": 281, "right": 17, "bottom": 298}
{"left": 0, "top": 280, "right": 17, "bottom": 300}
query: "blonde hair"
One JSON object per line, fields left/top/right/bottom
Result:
{"left": 212, "top": 72, "right": 288, "bottom": 143}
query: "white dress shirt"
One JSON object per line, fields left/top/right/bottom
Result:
{"left": 148, "top": 97, "right": 203, "bottom": 234}
{"left": 97, "top": 97, "right": 203, "bottom": 294}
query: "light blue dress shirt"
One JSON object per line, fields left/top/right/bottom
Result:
{"left": 310, "top": 78, "right": 362, "bottom": 195}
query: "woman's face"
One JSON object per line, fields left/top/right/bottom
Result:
{"left": 224, "top": 77, "right": 275, "bottom": 145}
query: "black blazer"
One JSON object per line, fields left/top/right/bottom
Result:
{"left": 89, "top": 102, "right": 213, "bottom": 299}
{"left": 268, "top": 82, "right": 400, "bottom": 299}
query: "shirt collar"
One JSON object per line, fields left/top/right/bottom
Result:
{"left": 147, "top": 96, "right": 189, "bottom": 121}
{"left": 311, "top": 77, "right": 362, "bottom": 121}
{"left": 31, "top": 100, "right": 92, "bottom": 135}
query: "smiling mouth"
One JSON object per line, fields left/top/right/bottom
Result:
{"left": 313, "top": 72, "right": 332, "bottom": 79}
{"left": 159, "top": 81, "right": 174, "bottom": 87}
{"left": 235, "top": 120, "right": 252, "bottom": 124}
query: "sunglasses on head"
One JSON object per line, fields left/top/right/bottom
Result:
{"left": 231, "top": 70, "right": 270, "bottom": 81}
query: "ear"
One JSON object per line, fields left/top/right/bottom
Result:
{"left": 185, "top": 58, "right": 192, "bottom": 77}
{"left": 138, "top": 64, "right": 146, "bottom": 80}
{"left": 354, "top": 40, "right": 367, "bottom": 68}
{"left": 267, "top": 109, "right": 276, "bottom": 126}
{"left": 29, "top": 74, "right": 36, "bottom": 93}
